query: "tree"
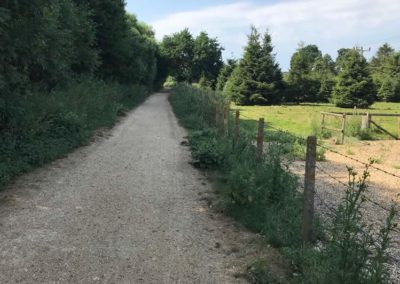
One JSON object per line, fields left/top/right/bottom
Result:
{"left": 75, "top": 0, "right": 132, "bottom": 82}
{"left": 332, "top": 49, "right": 375, "bottom": 108}
{"left": 335, "top": 48, "right": 353, "bottom": 72}
{"left": 312, "top": 54, "right": 336, "bottom": 102}
{"left": 256, "top": 31, "right": 284, "bottom": 104}
{"left": 125, "top": 13, "right": 159, "bottom": 86}
{"left": 216, "top": 59, "right": 237, "bottom": 91}
{"left": 369, "top": 44, "right": 400, "bottom": 102}
{"left": 378, "top": 76, "right": 400, "bottom": 102}
{"left": 225, "top": 27, "right": 283, "bottom": 105}
{"left": 160, "top": 29, "right": 194, "bottom": 82}
{"left": 0, "top": 0, "right": 99, "bottom": 94}
{"left": 287, "top": 44, "right": 322, "bottom": 102}
{"left": 192, "top": 32, "right": 223, "bottom": 87}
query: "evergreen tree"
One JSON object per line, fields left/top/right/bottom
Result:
{"left": 287, "top": 44, "right": 322, "bottom": 102}
{"left": 256, "top": 31, "right": 284, "bottom": 104}
{"left": 225, "top": 27, "right": 283, "bottom": 105}
{"left": 378, "top": 75, "right": 400, "bottom": 102}
{"left": 216, "top": 59, "right": 237, "bottom": 92}
{"left": 332, "top": 49, "right": 375, "bottom": 108}
{"left": 369, "top": 44, "right": 400, "bottom": 102}
{"left": 312, "top": 54, "right": 336, "bottom": 102}
{"left": 225, "top": 66, "right": 245, "bottom": 103}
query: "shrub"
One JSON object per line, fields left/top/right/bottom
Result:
{"left": 163, "top": 76, "right": 178, "bottom": 89}
{"left": 0, "top": 79, "right": 150, "bottom": 188}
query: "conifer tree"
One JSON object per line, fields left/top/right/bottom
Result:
{"left": 216, "top": 59, "right": 237, "bottom": 92}
{"left": 225, "top": 27, "right": 283, "bottom": 105}
{"left": 333, "top": 49, "right": 375, "bottom": 108}
{"left": 369, "top": 44, "right": 400, "bottom": 102}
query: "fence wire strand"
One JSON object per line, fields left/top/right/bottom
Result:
{"left": 317, "top": 143, "right": 400, "bottom": 180}
{"left": 236, "top": 108, "right": 398, "bottom": 214}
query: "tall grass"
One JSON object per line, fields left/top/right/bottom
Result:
{"left": 0, "top": 78, "right": 150, "bottom": 188}
{"left": 169, "top": 84, "right": 398, "bottom": 284}
{"left": 170, "top": 84, "right": 304, "bottom": 246}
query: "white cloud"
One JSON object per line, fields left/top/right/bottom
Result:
{"left": 151, "top": 0, "right": 400, "bottom": 69}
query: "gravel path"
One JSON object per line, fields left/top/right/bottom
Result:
{"left": 0, "top": 93, "right": 261, "bottom": 284}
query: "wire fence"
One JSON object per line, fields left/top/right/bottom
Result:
{"left": 211, "top": 103, "right": 400, "bottom": 278}
{"left": 231, "top": 108, "right": 399, "bottom": 237}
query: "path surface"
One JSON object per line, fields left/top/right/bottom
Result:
{"left": 0, "top": 93, "right": 262, "bottom": 283}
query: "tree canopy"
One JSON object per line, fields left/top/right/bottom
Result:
{"left": 332, "top": 49, "right": 375, "bottom": 108}
{"left": 160, "top": 29, "right": 223, "bottom": 86}
{"left": 225, "top": 27, "right": 283, "bottom": 105}
{"left": 369, "top": 44, "right": 400, "bottom": 102}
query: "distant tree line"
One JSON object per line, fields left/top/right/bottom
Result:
{"left": 162, "top": 26, "right": 400, "bottom": 108}
{"left": 159, "top": 28, "right": 224, "bottom": 89}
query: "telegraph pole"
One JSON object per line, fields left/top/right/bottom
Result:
{"left": 355, "top": 46, "right": 371, "bottom": 60}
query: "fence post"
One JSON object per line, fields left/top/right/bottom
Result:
{"left": 235, "top": 110, "right": 240, "bottom": 144}
{"left": 215, "top": 104, "right": 219, "bottom": 127}
{"left": 303, "top": 136, "right": 316, "bottom": 245}
{"left": 256, "top": 118, "right": 265, "bottom": 162}
{"left": 398, "top": 118, "right": 400, "bottom": 140}
{"left": 340, "top": 114, "right": 346, "bottom": 144}
{"left": 223, "top": 107, "right": 228, "bottom": 134}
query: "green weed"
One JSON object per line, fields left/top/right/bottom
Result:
{"left": 0, "top": 79, "right": 150, "bottom": 188}
{"left": 169, "top": 84, "right": 397, "bottom": 284}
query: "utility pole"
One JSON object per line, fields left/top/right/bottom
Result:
{"left": 355, "top": 46, "right": 371, "bottom": 60}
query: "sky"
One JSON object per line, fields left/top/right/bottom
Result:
{"left": 125, "top": 0, "right": 400, "bottom": 71}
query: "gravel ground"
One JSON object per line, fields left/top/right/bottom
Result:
{"left": 0, "top": 93, "right": 275, "bottom": 284}
{"left": 292, "top": 140, "right": 400, "bottom": 283}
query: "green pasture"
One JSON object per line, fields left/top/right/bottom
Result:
{"left": 232, "top": 102, "right": 400, "bottom": 140}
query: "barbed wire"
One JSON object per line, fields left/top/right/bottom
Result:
{"left": 266, "top": 124, "right": 308, "bottom": 145}
{"left": 237, "top": 109, "right": 400, "bottom": 180}
{"left": 316, "top": 165, "right": 348, "bottom": 187}
{"left": 317, "top": 144, "right": 400, "bottom": 180}
{"left": 235, "top": 108, "right": 398, "bottom": 214}
{"left": 316, "top": 165, "right": 393, "bottom": 212}
{"left": 239, "top": 113, "right": 257, "bottom": 120}
{"left": 315, "top": 192, "right": 338, "bottom": 217}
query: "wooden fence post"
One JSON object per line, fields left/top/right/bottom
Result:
{"left": 340, "top": 114, "right": 346, "bottom": 144}
{"left": 361, "top": 112, "right": 371, "bottom": 131}
{"left": 215, "top": 105, "right": 219, "bottom": 127}
{"left": 256, "top": 118, "right": 265, "bottom": 162}
{"left": 398, "top": 118, "right": 400, "bottom": 140}
{"left": 303, "top": 136, "right": 316, "bottom": 245}
{"left": 235, "top": 110, "right": 240, "bottom": 144}
{"left": 223, "top": 107, "right": 228, "bottom": 134}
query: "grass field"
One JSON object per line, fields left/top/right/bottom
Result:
{"left": 232, "top": 102, "right": 400, "bottom": 140}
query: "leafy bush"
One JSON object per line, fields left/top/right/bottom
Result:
{"left": 170, "top": 84, "right": 303, "bottom": 247}
{"left": 291, "top": 166, "right": 398, "bottom": 284}
{"left": 0, "top": 79, "right": 150, "bottom": 188}
{"left": 163, "top": 76, "right": 178, "bottom": 89}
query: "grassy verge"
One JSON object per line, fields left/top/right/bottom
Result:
{"left": 170, "top": 84, "right": 398, "bottom": 284}
{"left": 232, "top": 102, "right": 400, "bottom": 141}
{"left": 0, "top": 78, "right": 151, "bottom": 188}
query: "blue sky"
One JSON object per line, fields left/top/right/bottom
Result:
{"left": 125, "top": 0, "right": 400, "bottom": 71}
